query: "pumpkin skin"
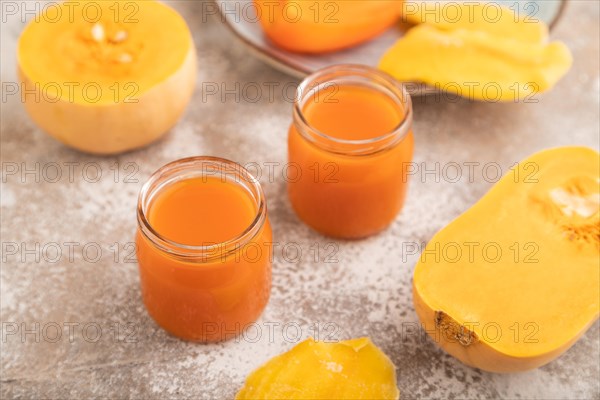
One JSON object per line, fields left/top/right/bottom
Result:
{"left": 254, "top": 0, "right": 400, "bottom": 54}
{"left": 17, "top": 0, "right": 196, "bottom": 154}
{"left": 413, "top": 147, "right": 600, "bottom": 372}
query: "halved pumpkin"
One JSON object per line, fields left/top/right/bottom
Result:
{"left": 413, "top": 147, "right": 599, "bottom": 372}
{"left": 18, "top": 0, "right": 196, "bottom": 154}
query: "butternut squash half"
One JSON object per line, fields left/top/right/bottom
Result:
{"left": 18, "top": 0, "right": 196, "bottom": 154}
{"left": 413, "top": 147, "right": 599, "bottom": 372}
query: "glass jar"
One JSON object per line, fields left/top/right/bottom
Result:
{"left": 288, "top": 65, "right": 414, "bottom": 239}
{"left": 136, "top": 157, "right": 272, "bottom": 342}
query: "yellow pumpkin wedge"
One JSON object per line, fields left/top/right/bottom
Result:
{"left": 400, "top": 1, "right": 548, "bottom": 43}
{"left": 413, "top": 147, "right": 600, "bottom": 372}
{"left": 236, "top": 337, "right": 399, "bottom": 399}
{"left": 379, "top": 25, "right": 572, "bottom": 101}
{"left": 18, "top": 0, "right": 196, "bottom": 154}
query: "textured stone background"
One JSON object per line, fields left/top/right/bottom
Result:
{"left": 1, "top": 1, "right": 599, "bottom": 399}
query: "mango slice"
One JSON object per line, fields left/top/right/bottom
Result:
{"left": 413, "top": 147, "right": 600, "bottom": 372}
{"left": 18, "top": 0, "right": 196, "bottom": 154}
{"left": 236, "top": 338, "right": 399, "bottom": 399}
{"left": 401, "top": 1, "right": 548, "bottom": 43}
{"left": 379, "top": 25, "right": 572, "bottom": 101}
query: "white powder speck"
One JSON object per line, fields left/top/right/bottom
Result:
{"left": 324, "top": 361, "right": 343, "bottom": 373}
{"left": 1, "top": 186, "right": 16, "bottom": 207}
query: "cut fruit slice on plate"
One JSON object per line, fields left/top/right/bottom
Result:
{"left": 218, "top": 0, "right": 566, "bottom": 97}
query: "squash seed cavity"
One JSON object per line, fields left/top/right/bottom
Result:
{"left": 435, "top": 311, "right": 478, "bottom": 347}
{"left": 549, "top": 188, "right": 600, "bottom": 219}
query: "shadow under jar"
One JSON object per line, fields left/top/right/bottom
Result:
{"left": 288, "top": 65, "right": 414, "bottom": 239}
{"left": 136, "top": 157, "right": 272, "bottom": 342}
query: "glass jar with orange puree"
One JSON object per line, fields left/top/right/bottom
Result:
{"left": 288, "top": 65, "right": 414, "bottom": 239}
{"left": 136, "top": 157, "right": 272, "bottom": 342}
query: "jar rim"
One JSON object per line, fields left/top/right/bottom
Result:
{"left": 136, "top": 156, "right": 267, "bottom": 261}
{"left": 293, "top": 64, "right": 413, "bottom": 156}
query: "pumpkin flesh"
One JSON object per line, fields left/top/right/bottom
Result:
{"left": 413, "top": 147, "right": 600, "bottom": 372}
{"left": 17, "top": 0, "right": 196, "bottom": 154}
{"left": 236, "top": 337, "right": 399, "bottom": 399}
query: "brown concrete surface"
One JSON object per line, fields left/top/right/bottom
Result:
{"left": 1, "top": 1, "right": 599, "bottom": 399}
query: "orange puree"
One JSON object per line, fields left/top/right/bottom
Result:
{"left": 288, "top": 66, "right": 414, "bottom": 238}
{"left": 148, "top": 178, "right": 256, "bottom": 245}
{"left": 136, "top": 158, "right": 272, "bottom": 342}
{"left": 302, "top": 85, "right": 403, "bottom": 141}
